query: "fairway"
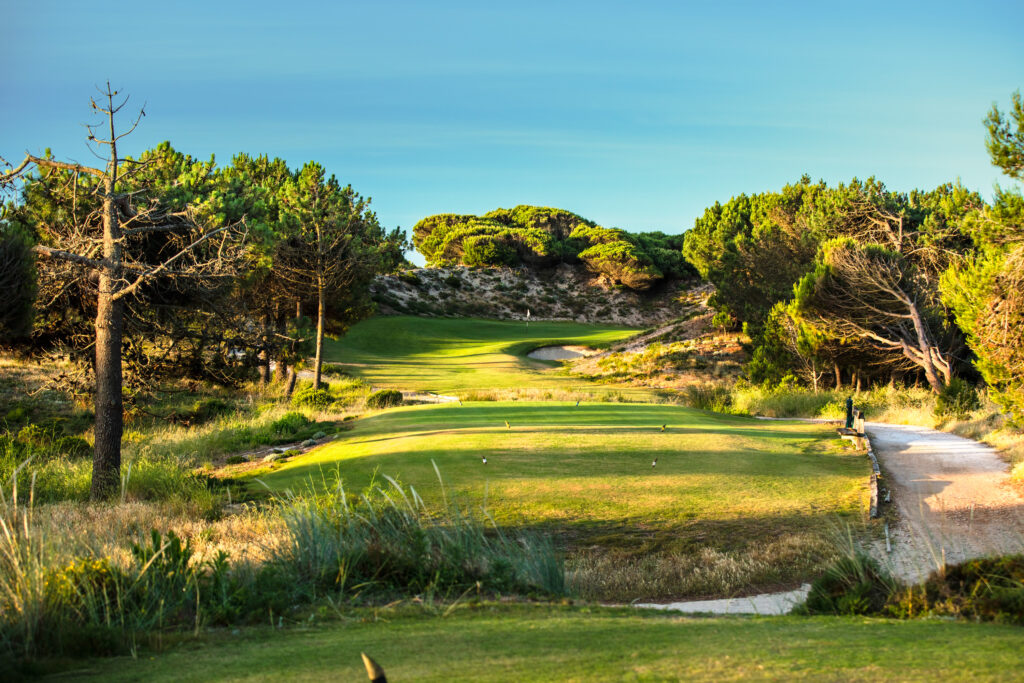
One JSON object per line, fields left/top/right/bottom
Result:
{"left": 254, "top": 402, "right": 868, "bottom": 556}
{"left": 76, "top": 605, "right": 1023, "bottom": 682}
{"left": 323, "top": 315, "right": 639, "bottom": 393}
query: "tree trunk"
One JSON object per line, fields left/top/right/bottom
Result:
{"left": 834, "top": 362, "right": 842, "bottom": 389}
{"left": 855, "top": 368, "right": 862, "bottom": 393}
{"left": 92, "top": 173, "right": 122, "bottom": 500}
{"left": 811, "top": 359, "right": 819, "bottom": 393}
{"left": 259, "top": 349, "right": 271, "bottom": 385}
{"left": 907, "top": 301, "right": 945, "bottom": 393}
{"left": 313, "top": 281, "right": 325, "bottom": 390}
{"left": 285, "top": 368, "right": 298, "bottom": 398}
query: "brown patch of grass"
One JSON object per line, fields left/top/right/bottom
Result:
{"left": 28, "top": 501, "right": 287, "bottom": 570}
{"left": 568, "top": 532, "right": 835, "bottom": 602}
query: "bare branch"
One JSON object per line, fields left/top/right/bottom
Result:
{"left": 111, "top": 224, "right": 237, "bottom": 302}
{"left": 32, "top": 244, "right": 105, "bottom": 270}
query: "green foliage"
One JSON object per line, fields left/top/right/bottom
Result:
{"left": 182, "top": 398, "right": 234, "bottom": 426}
{"left": 461, "top": 234, "right": 518, "bottom": 267}
{"left": 887, "top": 555, "right": 1024, "bottom": 624}
{"left": 0, "top": 224, "right": 35, "bottom": 343}
{"left": 797, "top": 553, "right": 897, "bottom": 616}
{"left": 985, "top": 89, "right": 1024, "bottom": 181}
{"left": 711, "top": 309, "right": 737, "bottom": 332}
{"left": 680, "top": 384, "right": 734, "bottom": 412}
{"left": 291, "top": 386, "right": 333, "bottom": 409}
{"left": 269, "top": 411, "right": 312, "bottom": 436}
{"left": 411, "top": 205, "right": 694, "bottom": 290}
{"left": 941, "top": 93, "right": 1024, "bottom": 422}
{"left": 366, "top": 389, "right": 403, "bottom": 409}
{"left": 934, "top": 378, "right": 980, "bottom": 420}
{"left": 684, "top": 175, "right": 978, "bottom": 390}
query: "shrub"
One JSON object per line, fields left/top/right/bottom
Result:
{"left": 797, "top": 553, "right": 897, "bottom": 616}
{"left": 887, "top": 555, "right": 1024, "bottom": 623}
{"left": 291, "top": 386, "right": 333, "bottom": 409}
{"left": 682, "top": 384, "right": 733, "bottom": 412}
{"left": 366, "top": 389, "right": 403, "bottom": 409}
{"left": 269, "top": 412, "right": 312, "bottom": 436}
{"left": 187, "top": 398, "right": 234, "bottom": 425}
{"left": 935, "top": 378, "right": 981, "bottom": 420}
{"left": 398, "top": 271, "right": 421, "bottom": 287}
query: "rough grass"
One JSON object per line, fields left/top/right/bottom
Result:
{"left": 61, "top": 604, "right": 1024, "bottom": 682}
{"left": 248, "top": 401, "right": 870, "bottom": 598}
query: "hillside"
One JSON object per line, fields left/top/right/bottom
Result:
{"left": 372, "top": 264, "right": 702, "bottom": 326}
{"left": 412, "top": 205, "right": 695, "bottom": 290}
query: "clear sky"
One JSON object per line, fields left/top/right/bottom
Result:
{"left": 4, "top": 0, "right": 1022, "bottom": 264}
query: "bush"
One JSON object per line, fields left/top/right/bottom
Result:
{"left": 269, "top": 412, "right": 312, "bottom": 436}
{"left": 366, "top": 389, "right": 403, "bottom": 409}
{"left": 887, "top": 555, "right": 1024, "bottom": 623}
{"left": 935, "top": 378, "right": 981, "bottom": 420}
{"left": 291, "top": 386, "right": 333, "bottom": 409}
{"left": 681, "top": 384, "right": 733, "bottom": 412}
{"left": 187, "top": 398, "right": 234, "bottom": 425}
{"left": 398, "top": 271, "right": 421, "bottom": 287}
{"left": 797, "top": 553, "right": 897, "bottom": 616}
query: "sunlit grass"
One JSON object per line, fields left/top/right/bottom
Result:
{"left": 249, "top": 401, "right": 869, "bottom": 597}
{"left": 323, "top": 315, "right": 642, "bottom": 394}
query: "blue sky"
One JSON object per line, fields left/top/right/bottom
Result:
{"left": 4, "top": 1, "right": 1021, "bottom": 264}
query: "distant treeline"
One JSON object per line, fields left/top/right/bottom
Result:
{"left": 681, "top": 90, "right": 1023, "bottom": 419}
{"left": 412, "top": 205, "right": 696, "bottom": 290}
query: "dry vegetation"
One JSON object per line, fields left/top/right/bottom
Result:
{"left": 372, "top": 264, "right": 698, "bottom": 326}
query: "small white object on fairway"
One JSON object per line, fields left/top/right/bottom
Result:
{"left": 633, "top": 584, "right": 811, "bottom": 616}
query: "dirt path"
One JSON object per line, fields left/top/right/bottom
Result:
{"left": 636, "top": 420, "right": 1024, "bottom": 615}
{"left": 866, "top": 422, "right": 1024, "bottom": 582}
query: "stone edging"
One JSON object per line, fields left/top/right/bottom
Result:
{"left": 864, "top": 432, "right": 881, "bottom": 518}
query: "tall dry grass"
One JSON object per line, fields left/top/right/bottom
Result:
{"left": 568, "top": 533, "right": 834, "bottom": 602}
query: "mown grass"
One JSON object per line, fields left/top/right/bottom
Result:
{"left": 248, "top": 401, "right": 869, "bottom": 598}
{"left": 64, "top": 604, "right": 1024, "bottom": 682}
{"left": 323, "top": 315, "right": 643, "bottom": 395}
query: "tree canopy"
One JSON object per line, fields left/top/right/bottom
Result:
{"left": 412, "top": 204, "right": 694, "bottom": 290}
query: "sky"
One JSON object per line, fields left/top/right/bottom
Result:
{"left": 3, "top": 0, "right": 1022, "bottom": 264}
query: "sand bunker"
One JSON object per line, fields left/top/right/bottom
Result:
{"left": 527, "top": 345, "right": 595, "bottom": 361}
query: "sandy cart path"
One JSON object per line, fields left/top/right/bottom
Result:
{"left": 866, "top": 422, "right": 1024, "bottom": 582}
